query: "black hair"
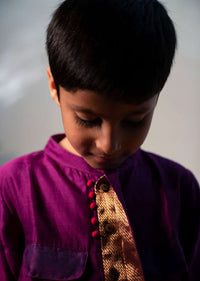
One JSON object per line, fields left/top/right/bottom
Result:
{"left": 46, "top": 0, "right": 177, "bottom": 102}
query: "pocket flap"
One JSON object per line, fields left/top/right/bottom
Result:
{"left": 24, "top": 244, "right": 88, "bottom": 280}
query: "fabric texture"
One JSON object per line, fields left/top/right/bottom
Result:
{"left": 0, "top": 134, "right": 200, "bottom": 281}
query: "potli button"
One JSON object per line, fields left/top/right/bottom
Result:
{"left": 90, "top": 202, "right": 97, "bottom": 210}
{"left": 92, "top": 230, "right": 100, "bottom": 238}
{"left": 91, "top": 217, "right": 98, "bottom": 225}
{"left": 87, "top": 179, "right": 94, "bottom": 187}
{"left": 88, "top": 191, "right": 95, "bottom": 199}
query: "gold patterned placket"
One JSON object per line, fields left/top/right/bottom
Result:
{"left": 95, "top": 175, "right": 145, "bottom": 281}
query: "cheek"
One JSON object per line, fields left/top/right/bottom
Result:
{"left": 137, "top": 118, "right": 153, "bottom": 144}
{"left": 61, "top": 110, "right": 94, "bottom": 154}
{"left": 65, "top": 126, "right": 94, "bottom": 153}
{"left": 126, "top": 118, "right": 153, "bottom": 150}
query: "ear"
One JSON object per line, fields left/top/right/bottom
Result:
{"left": 47, "top": 66, "right": 60, "bottom": 106}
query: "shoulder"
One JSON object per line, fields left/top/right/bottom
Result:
{"left": 140, "top": 149, "right": 187, "bottom": 171}
{"left": 0, "top": 150, "right": 44, "bottom": 198}
{"left": 138, "top": 150, "right": 200, "bottom": 220}
{"left": 0, "top": 150, "right": 44, "bottom": 176}
{"left": 139, "top": 149, "right": 199, "bottom": 189}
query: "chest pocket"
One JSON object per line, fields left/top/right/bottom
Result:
{"left": 24, "top": 244, "right": 88, "bottom": 280}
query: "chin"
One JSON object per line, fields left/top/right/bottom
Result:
{"left": 86, "top": 159, "right": 122, "bottom": 170}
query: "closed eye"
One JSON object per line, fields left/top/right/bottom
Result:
{"left": 75, "top": 114, "right": 145, "bottom": 128}
{"left": 122, "top": 119, "right": 145, "bottom": 128}
{"left": 75, "top": 115, "right": 101, "bottom": 127}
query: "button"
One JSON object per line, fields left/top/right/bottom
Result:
{"left": 88, "top": 191, "right": 95, "bottom": 199}
{"left": 99, "top": 208, "right": 105, "bottom": 214}
{"left": 109, "top": 267, "right": 120, "bottom": 280}
{"left": 91, "top": 217, "right": 98, "bottom": 225}
{"left": 87, "top": 180, "right": 94, "bottom": 187}
{"left": 92, "top": 230, "right": 100, "bottom": 238}
{"left": 100, "top": 183, "right": 110, "bottom": 192}
{"left": 105, "top": 223, "right": 116, "bottom": 234}
{"left": 104, "top": 253, "right": 112, "bottom": 260}
{"left": 90, "top": 202, "right": 97, "bottom": 210}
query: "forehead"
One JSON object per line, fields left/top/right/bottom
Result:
{"left": 60, "top": 87, "right": 158, "bottom": 117}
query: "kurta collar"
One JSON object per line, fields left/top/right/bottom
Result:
{"left": 44, "top": 134, "right": 140, "bottom": 175}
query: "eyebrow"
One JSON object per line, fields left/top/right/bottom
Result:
{"left": 125, "top": 107, "right": 152, "bottom": 116}
{"left": 69, "top": 105, "right": 98, "bottom": 115}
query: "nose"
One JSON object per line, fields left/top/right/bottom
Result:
{"left": 95, "top": 124, "right": 121, "bottom": 155}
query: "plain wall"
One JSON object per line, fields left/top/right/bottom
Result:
{"left": 0, "top": 0, "right": 199, "bottom": 182}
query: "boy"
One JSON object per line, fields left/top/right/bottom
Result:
{"left": 0, "top": 0, "right": 199, "bottom": 280}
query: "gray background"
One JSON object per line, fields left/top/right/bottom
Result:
{"left": 0, "top": 0, "right": 199, "bottom": 182}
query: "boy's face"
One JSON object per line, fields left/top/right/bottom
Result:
{"left": 48, "top": 68, "right": 158, "bottom": 170}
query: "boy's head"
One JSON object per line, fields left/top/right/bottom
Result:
{"left": 46, "top": 0, "right": 177, "bottom": 103}
{"left": 46, "top": 0, "right": 177, "bottom": 170}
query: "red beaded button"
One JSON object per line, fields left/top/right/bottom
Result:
{"left": 88, "top": 191, "right": 95, "bottom": 199}
{"left": 92, "top": 230, "right": 100, "bottom": 238}
{"left": 90, "top": 202, "right": 97, "bottom": 210}
{"left": 87, "top": 180, "right": 94, "bottom": 187}
{"left": 91, "top": 217, "right": 98, "bottom": 225}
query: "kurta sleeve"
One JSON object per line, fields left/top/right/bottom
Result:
{"left": 0, "top": 179, "right": 24, "bottom": 280}
{"left": 179, "top": 170, "right": 200, "bottom": 281}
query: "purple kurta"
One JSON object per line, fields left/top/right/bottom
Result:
{"left": 0, "top": 134, "right": 199, "bottom": 281}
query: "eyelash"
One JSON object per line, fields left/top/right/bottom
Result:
{"left": 75, "top": 115, "right": 144, "bottom": 128}
{"left": 75, "top": 115, "right": 101, "bottom": 127}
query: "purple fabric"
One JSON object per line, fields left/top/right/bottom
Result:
{"left": 0, "top": 134, "right": 200, "bottom": 281}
